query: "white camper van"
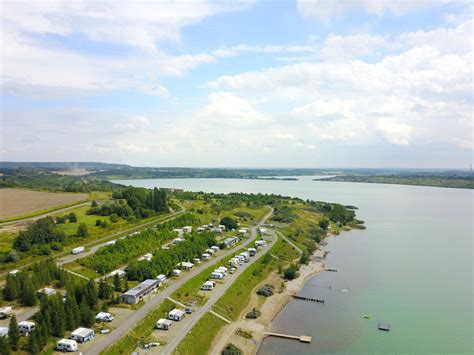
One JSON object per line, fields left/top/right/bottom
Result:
{"left": 57, "top": 339, "right": 78, "bottom": 352}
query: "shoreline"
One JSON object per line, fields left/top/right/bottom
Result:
{"left": 209, "top": 249, "right": 328, "bottom": 354}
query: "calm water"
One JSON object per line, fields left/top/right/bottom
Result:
{"left": 116, "top": 177, "right": 473, "bottom": 354}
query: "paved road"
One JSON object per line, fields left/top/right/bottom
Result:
{"left": 160, "top": 229, "right": 278, "bottom": 355}
{"left": 90, "top": 207, "right": 273, "bottom": 355}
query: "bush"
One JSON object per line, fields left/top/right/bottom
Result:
{"left": 245, "top": 308, "right": 261, "bottom": 319}
{"left": 256, "top": 284, "right": 274, "bottom": 297}
{"left": 222, "top": 343, "right": 242, "bottom": 355}
{"left": 76, "top": 223, "right": 89, "bottom": 238}
{"left": 283, "top": 263, "right": 299, "bottom": 280}
{"left": 95, "top": 219, "right": 103, "bottom": 227}
{"left": 68, "top": 212, "right": 77, "bottom": 223}
{"left": 220, "top": 216, "right": 238, "bottom": 230}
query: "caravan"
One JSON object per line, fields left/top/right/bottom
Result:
{"left": 57, "top": 339, "right": 78, "bottom": 352}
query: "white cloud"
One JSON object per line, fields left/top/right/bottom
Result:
{"left": 129, "top": 116, "right": 151, "bottom": 125}
{"left": 376, "top": 119, "right": 413, "bottom": 145}
{"left": 297, "top": 0, "right": 460, "bottom": 23}
{"left": 119, "top": 143, "right": 151, "bottom": 154}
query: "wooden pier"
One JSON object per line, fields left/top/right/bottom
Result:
{"left": 264, "top": 332, "right": 312, "bottom": 343}
{"left": 292, "top": 294, "right": 325, "bottom": 303}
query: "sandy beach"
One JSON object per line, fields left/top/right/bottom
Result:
{"left": 209, "top": 250, "right": 327, "bottom": 354}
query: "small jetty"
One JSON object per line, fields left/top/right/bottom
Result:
{"left": 292, "top": 294, "right": 325, "bottom": 303}
{"left": 264, "top": 332, "right": 312, "bottom": 343}
{"left": 378, "top": 322, "right": 391, "bottom": 331}
{"left": 327, "top": 268, "right": 338, "bottom": 272}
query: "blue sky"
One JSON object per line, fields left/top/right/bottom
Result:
{"left": 1, "top": 0, "right": 472, "bottom": 168}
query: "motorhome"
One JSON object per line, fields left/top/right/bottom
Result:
{"left": 193, "top": 258, "right": 201, "bottom": 264}
{"left": 201, "top": 281, "right": 215, "bottom": 290}
{"left": 105, "top": 239, "right": 117, "bottom": 246}
{"left": 210, "top": 272, "right": 224, "bottom": 279}
{"left": 156, "top": 318, "right": 172, "bottom": 330}
{"left": 182, "top": 226, "right": 193, "bottom": 233}
{"left": 0, "top": 307, "right": 13, "bottom": 319}
{"left": 18, "top": 321, "right": 35, "bottom": 335}
{"left": 247, "top": 248, "right": 257, "bottom": 256}
{"left": 156, "top": 274, "right": 166, "bottom": 283}
{"left": 71, "top": 246, "right": 85, "bottom": 255}
{"left": 56, "top": 339, "right": 78, "bottom": 352}
{"left": 168, "top": 309, "right": 185, "bottom": 321}
{"left": 96, "top": 312, "right": 114, "bottom": 322}
{"left": 202, "top": 253, "right": 211, "bottom": 260}
{"left": 172, "top": 269, "right": 181, "bottom": 276}
{"left": 210, "top": 246, "right": 220, "bottom": 252}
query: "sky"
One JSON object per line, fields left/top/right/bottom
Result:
{"left": 1, "top": 0, "right": 472, "bottom": 168}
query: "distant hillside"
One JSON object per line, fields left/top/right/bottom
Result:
{"left": 0, "top": 161, "right": 131, "bottom": 171}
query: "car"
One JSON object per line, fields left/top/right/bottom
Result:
{"left": 229, "top": 268, "right": 236, "bottom": 274}
{"left": 184, "top": 308, "right": 193, "bottom": 314}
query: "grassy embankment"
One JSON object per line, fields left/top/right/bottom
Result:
{"left": 174, "top": 236, "right": 300, "bottom": 355}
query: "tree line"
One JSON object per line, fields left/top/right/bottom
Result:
{"left": 80, "top": 213, "right": 198, "bottom": 274}
{"left": 2, "top": 259, "right": 69, "bottom": 307}
{"left": 125, "top": 233, "right": 217, "bottom": 281}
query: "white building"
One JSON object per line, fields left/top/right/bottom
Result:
{"left": 119, "top": 279, "right": 161, "bottom": 304}
{"left": 168, "top": 309, "right": 185, "bottom": 321}
{"left": 57, "top": 339, "right": 78, "bottom": 352}
{"left": 156, "top": 318, "right": 172, "bottom": 330}
{"left": 71, "top": 327, "right": 95, "bottom": 343}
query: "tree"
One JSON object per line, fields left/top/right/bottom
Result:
{"left": 76, "top": 223, "right": 89, "bottom": 237}
{"left": 95, "top": 219, "right": 103, "bottom": 227}
{"left": 300, "top": 251, "right": 310, "bottom": 265}
{"left": 91, "top": 200, "right": 98, "bottom": 207}
{"left": 98, "top": 279, "right": 112, "bottom": 300}
{"left": 220, "top": 216, "right": 238, "bottom": 230}
{"left": 3, "top": 274, "right": 20, "bottom": 301}
{"left": 79, "top": 299, "right": 94, "bottom": 327}
{"left": 113, "top": 273, "right": 121, "bottom": 292}
{"left": 68, "top": 212, "right": 77, "bottom": 223}
{"left": 319, "top": 219, "right": 330, "bottom": 230}
{"left": 0, "top": 335, "right": 12, "bottom": 355}
{"left": 283, "top": 263, "right": 299, "bottom": 280}
{"left": 20, "top": 278, "right": 37, "bottom": 306}
{"left": 8, "top": 314, "right": 20, "bottom": 350}
{"left": 27, "top": 330, "right": 40, "bottom": 355}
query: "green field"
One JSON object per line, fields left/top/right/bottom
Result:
{"left": 174, "top": 312, "right": 227, "bottom": 355}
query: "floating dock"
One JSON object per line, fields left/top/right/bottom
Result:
{"left": 378, "top": 322, "right": 391, "bottom": 331}
{"left": 264, "top": 332, "right": 312, "bottom": 343}
{"left": 292, "top": 294, "right": 325, "bottom": 303}
{"left": 327, "top": 268, "right": 338, "bottom": 272}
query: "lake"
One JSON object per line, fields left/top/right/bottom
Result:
{"left": 115, "top": 177, "right": 473, "bottom": 354}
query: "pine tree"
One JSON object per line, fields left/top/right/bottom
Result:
{"left": 27, "top": 330, "right": 40, "bottom": 355}
{"left": 0, "top": 335, "right": 12, "bottom": 355}
{"left": 8, "top": 314, "right": 20, "bottom": 351}
{"left": 113, "top": 273, "right": 121, "bottom": 292}
{"left": 98, "top": 279, "right": 111, "bottom": 300}
{"left": 79, "top": 299, "right": 94, "bottom": 327}
{"left": 3, "top": 274, "right": 20, "bottom": 301}
{"left": 85, "top": 279, "right": 98, "bottom": 308}
{"left": 76, "top": 223, "right": 89, "bottom": 237}
{"left": 20, "top": 278, "right": 37, "bottom": 306}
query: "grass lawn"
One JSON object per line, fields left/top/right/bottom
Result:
{"left": 212, "top": 237, "right": 298, "bottom": 321}
{"left": 174, "top": 312, "right": 226, "bottom": 355}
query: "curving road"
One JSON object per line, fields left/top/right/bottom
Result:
{"left": 91, "top": 207, "right": 273, "bottom": 355}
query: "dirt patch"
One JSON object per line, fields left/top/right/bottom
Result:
{"left": 209, "top": 253, "right": 326, "bottom": 355}
{"left": 53, "top": 169, "right": 94, "bottom": 176}
{"left": 0, "top": 188, "right": 88, "bottom": 219}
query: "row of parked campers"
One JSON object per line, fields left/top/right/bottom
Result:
{"left": 156, "top": 307, "right": 192, "bottom": 330}
{"left": 210, "top": 266, "right": 228, "bottom": 279}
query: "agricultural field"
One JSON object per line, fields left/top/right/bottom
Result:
{"left": 0, "top": 188, "right": 88, "bottom": 220}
